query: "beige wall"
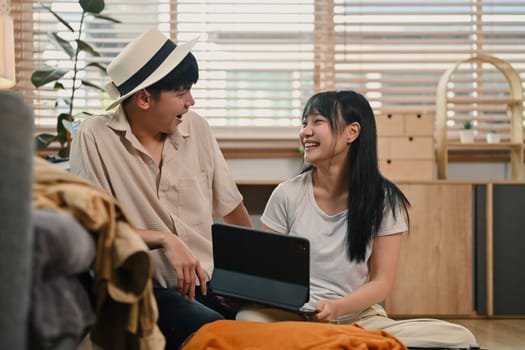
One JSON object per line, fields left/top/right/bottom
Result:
{"left": 226, "top": 157, "right": 524, "bottom": 182}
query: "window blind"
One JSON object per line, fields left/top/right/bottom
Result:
{"left": 331, "top": 0, "right": 525, "bottom": 142}
{"left": 11, "top": 0, "right": 525, "bottom": 144}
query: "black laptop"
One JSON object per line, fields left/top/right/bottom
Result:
{"left": 210, "top": 223, "right": 317, "bottom": 315}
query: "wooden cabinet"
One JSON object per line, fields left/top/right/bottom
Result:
{"left": 384, "top": 181, "right": 525, "bottom": 317}
{"left": 384, "top": 183, "right": 474, "bottom": 316}
{"left": 376, "top": 113, "right": 435, "bottom": 181}
{"left": 239, "top": 181, "right": 476, "bottom": 316}
{"left": 474, "top": 183, "right": 525, "bottom": 316}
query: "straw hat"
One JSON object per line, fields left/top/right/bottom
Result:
{"left": 105, "top": 28, "right": 198, "bottom": 110}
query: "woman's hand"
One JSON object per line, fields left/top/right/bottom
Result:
{"left": 309, "top": 300, "right": 341, "bottom": 322}
{"left": 162, "top": 233, "right": 207, "bottom": 302}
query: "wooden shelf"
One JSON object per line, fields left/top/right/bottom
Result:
{"left": 447, "top": 142, "right": 523, "bottom": 151}
{"left": 446, "top": 97, "right": 522, "bottom": 105}
{"left": 436, "top": 54, "right": 524, "bottom": 180}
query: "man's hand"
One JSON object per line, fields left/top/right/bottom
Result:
{"left": 162, "top": 233, "right": 207, "bottom": 302}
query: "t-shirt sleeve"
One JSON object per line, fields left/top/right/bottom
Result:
{"left": 260, "top": 183, "right": 289, "bottom": 233}
{"left": 377, "top": 203, "right": 408, "bottom": 236}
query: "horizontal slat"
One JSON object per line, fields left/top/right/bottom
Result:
{"left": 447, "top": 97, "right": 521, "bottom": 105}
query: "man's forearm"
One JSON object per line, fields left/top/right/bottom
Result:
{"left": 223, "top": 202, "right": 252, "bottom": 227}
{"left": 135, "top": 228, "right": 171, "bottom": 249}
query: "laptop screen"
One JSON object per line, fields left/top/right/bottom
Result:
{"left": 212, "top": 223, "right": 310, "bottom": 286}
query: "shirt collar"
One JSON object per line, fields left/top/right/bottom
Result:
{"left": 107, "top": 105, "right": 131, "bottom": 133}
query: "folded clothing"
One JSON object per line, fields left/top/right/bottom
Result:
{"left": 29, "top": 208, "right": 96, "bottom": 345}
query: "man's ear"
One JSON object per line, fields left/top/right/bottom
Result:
{"left": 134, "top": 89, "right": 151, "bottom": 110}
{"left": 345, "top": 122, "right": 361, "bottom": 144}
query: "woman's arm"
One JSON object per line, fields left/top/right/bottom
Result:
{"left": 313, "top": 232, "right": 403, "bottom": 321}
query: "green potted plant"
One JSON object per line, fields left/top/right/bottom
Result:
{"left": 31, "top": 0, "right": 120, "bottom": 158}
{"left": 459, "top": 120, "right": 474, "bottom": 143}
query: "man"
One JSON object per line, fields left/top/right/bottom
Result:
{"left": 70, "top": 28, "right": 252, "bottom": 348}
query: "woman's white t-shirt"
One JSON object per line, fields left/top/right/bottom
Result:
{"left": 261, "top": 171, "right": 407, "bottom": 311}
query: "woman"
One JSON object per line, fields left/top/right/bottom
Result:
{"left": 237, "top": 90, "right": 477, "bottom": 349}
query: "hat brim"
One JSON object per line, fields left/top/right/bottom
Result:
{"left": 105, "top": 36, "right": 199, "bottom": 111}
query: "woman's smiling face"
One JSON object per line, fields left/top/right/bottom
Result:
{"left": 299, "top": 114, "right": 350, "bottom": 166}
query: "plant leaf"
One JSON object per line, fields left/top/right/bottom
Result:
{"left": 31, "top": 68, "right": 68, "bottom": 87}
{"left": 57, "top": 113, "right": 73, "bottom": 137}
{"left": 79, "top": 0, "right": 105, "bottom": 14}
{"left": 57, "top": 131, "right": 68, "bottom": 146}
{"left": 81, "top": 80, "right": 105, "bottom": 92}
{"left": 35, "top": 133, "right": 57, "bottom": 151}
{"left": 53, "top": 82, "right": 65, "bottom": 90}
{"left": 59, "top": 112, "right": 74, "bottom": 123}
{"left": 85, "top": 62, "right": 107, "bottom": 73}
{"left": 76, "top": 39, "right": 100, "bottom": 57}
{"left": 40, "top": 3, "right": 74, "bottom": 32}
{"left": 48, "top": 32, "right": 75, "bottom": 58}
{"left": 93, "top": 13, "right": 121, "bottom": 24}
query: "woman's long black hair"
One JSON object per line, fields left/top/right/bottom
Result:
{"left": 301, "top": 90, "right": 410, "bottom": 262}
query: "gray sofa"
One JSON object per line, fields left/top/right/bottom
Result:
{"left": 0, "top": 91, "right": 95, "bottom": 350}
{"left": 0, "top": 90, "right": 34, "bottom": 349}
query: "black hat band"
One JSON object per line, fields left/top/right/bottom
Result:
{"left": 116, "top": 39, "right": 176, "bottom": 96}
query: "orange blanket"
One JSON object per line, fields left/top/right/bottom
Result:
{"left": 182, "top": 320, "right": 407, "bottom": 350}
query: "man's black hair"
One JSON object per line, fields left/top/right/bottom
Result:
{"left": 122, "top": 50, "right": 199, "bottom": 106}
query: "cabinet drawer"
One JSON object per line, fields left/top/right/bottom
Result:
{"left": 405, "top": 113, "right": 434, "bottom": 136}
{"left": 388, "top": 136, "right": 434, "bottom": 159}
{"left": 376, "top": 114, "right": 404, "bottom": 136}
{"left": 379, "top": 160, "right": 434, "bottom": 181}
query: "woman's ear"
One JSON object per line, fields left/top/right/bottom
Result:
{"left": 345, "top": 122, "right": 361, "bottom": 144}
